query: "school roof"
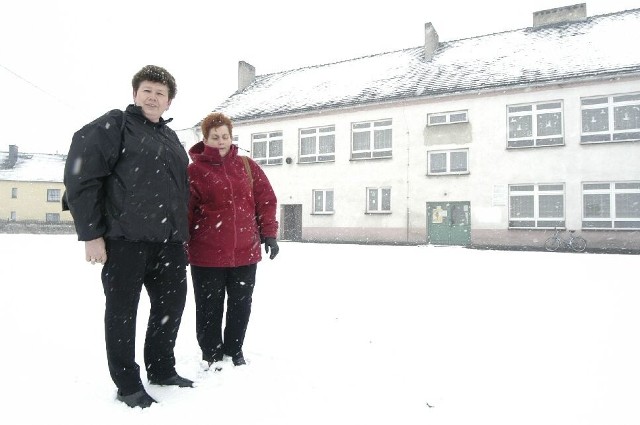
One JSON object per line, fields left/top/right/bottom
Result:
{"left": 215, "top": 8, "right": 640, "bottom": 123}
{"left": 0, "top": 151, "right": 65, "bottom": 182}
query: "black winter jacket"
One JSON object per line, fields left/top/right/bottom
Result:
{"left": 63, "top": 104, "right": 189, "bottom": 243}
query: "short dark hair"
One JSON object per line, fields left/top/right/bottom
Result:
{"left": 131, "top": 65, "right": 177, "bottom": 100}
{"left": 201, "top": 112, "right": 233, "bottom": 139}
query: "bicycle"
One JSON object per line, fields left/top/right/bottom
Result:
{"left": 544, "top": 228, "right": 587, "bottom": 252}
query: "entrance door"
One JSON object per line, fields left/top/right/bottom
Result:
{"left": 427, "top": 201, "right": 471, "bottom": 246}
{"left": 281, "top": 204, "right": 302, "bottom": 241}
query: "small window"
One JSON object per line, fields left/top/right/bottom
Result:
{"left": 427, "top": 110, "right": 468, "bottom": 126}
{"left": 11, "top": 188, "right": 18, "bottom": 198}
{"left": 251, "top": 131, "right": 283, "bottom": 165}
{"left": 366, "top": 187, "right": 391, "bottom": 213}
{"left": 10, "top": 211, "right": 17, "bottom": 221}
{"left": 428, "top": 149, "right": 469, "bottom": 175}
{"left": 507, "top": 101, "right": 564, "bottom": 148}
{"left": 47, "top": 189, "right": 61, "bottom": 202}
{"left": 46, "top": 213, "right": 60, "bottom": 223}
{"left": 312, "top": 189, "right": 334, "bottom": 214}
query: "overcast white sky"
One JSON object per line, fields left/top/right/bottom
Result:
{"left": 1, "top": 0, "right": 638, "bottom": 154}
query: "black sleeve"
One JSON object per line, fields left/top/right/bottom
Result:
{"left": 63, "top": 111, "right": 123, "bottom": 241}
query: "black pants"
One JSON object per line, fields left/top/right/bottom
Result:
{"left": 101, "top": 239, "right": 187, "bottom": 395}
{"left": 191, "top": 264, "right": 257, "bottom": 362}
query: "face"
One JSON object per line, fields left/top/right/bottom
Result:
{"left": 205, "top": 125, "right": 232, "bottom": 157}
{"left": 133, "top": 81, "right": 172, "bottom": 123}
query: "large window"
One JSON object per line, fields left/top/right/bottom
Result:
{"left": 351, "top": 119, "right": 392, "bottom": 160}
{"left": 507, "top": 101, "right": 563, "bottom": 148}
{"left": 252, "top": 131, "right": 283, "bottom": 165}
{"left": 581, "top": 93, "right": 640, "bottom": 144}
{"left": 583, "top": 182, "right": 640, "bottom": 229}
{"left": 428, "top": 149, "right": 469, "bottom": 175}
{"left": 509, "top": 183, "right": 565, "bottom": 228}
{"left": 312, "top": 189, "right": 334, "bottom": 214}
{"left": 299, "top": 125, "right": 335, "bottom": 163}
{"left": 367, "top": 187, "right": 391, "bottom": 213}
{"left": 47, "top": 189, "right": 61, "bottom": 202}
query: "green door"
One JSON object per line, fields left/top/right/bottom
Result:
{"left": 427, "top": 202, "right": 471, "bottom": 246}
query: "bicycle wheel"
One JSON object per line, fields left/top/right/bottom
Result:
{"left": 570, "top": 236, "right": 587, "bottom": 252}
{"left": 544, "top": 237, "right": 561, "bottom": 252}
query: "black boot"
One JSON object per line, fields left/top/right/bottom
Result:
{"left": 231, "top": 352, "right": 246, "bottom": 366}
{"left": 149, "top": 374, "right": 194, "bottom": 387}
{"left": 117, "top": 389, "right": 157, "bottom": 408}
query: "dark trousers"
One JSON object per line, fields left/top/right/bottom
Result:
{"left": 191, "top": 264, "right": 257, "bottom": 361}
{"left": 101, "top": 239, "right": 187, "bottom": 395}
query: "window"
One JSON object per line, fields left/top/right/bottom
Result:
{"left": 312, "top": 189, "right": 334, "bottom": 214}
{"left": 427, "top": 110, "right": 468, "bottom": 126}
{"left": 507, "top": 101, "right": 563, "bottom": 148}
{"left": 509, "top": 183, "right": 565, "bottom": 228}
{"left": 428, "top": 149, "right": 469, "bottom": 175}
{"left": 251, "top": 131, "right": 283, "bottom": 165}
{"left": 583, "top": 182, "right": 640, "bottom": 229}
{"left": 351, "top": 119, "right": 392, "bottom": 159}
{"left": 47, "top": 189, "right": 61, "bottom": 202}
{"left": 581, "top": 93, "right": 640, "bottom": 143}
{"left": 367, "top": 187, "right": 391, "bottom": 213}
{"left": 11, "top": 188, "right": 17, "bottom": 198}
{"left": 10, "top": 211, "right": 16, "bottom": 221}
{"left": 299, "top": 125, "right": 335, "bottom": 163}
{"left": 46, "top": 213, "right": 60, "bottom": 223}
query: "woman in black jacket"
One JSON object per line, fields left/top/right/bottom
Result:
{"left": 64, "top": 65, "right": 192, "bottom": 409}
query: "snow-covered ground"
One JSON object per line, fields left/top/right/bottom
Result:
{"left": 1, "top": 234, "right": 638, "bottom": 425}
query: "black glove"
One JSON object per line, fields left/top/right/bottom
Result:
{"left": 264, "top": 237, "right": 279, "bottom": 260}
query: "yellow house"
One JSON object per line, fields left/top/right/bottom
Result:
{"left": 0, "top": 146, "right": 73, "bottom": 223}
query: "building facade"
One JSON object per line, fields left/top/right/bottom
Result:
{"left": 199, "top": 4, "right": 640, "bottom": 252}
{"left": 0, "top": 146, "right": 72, "bottom": 226}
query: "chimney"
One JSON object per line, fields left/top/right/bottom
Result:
{"left": 238, "top": 61, "right": 256, "bottom": 92}
{"left": 424, "top": 22, "right": 439, "bottom": 61}
{"left": 533, "top": 3, "right": 587, "bottom": 27}
{"left": 7, "top": 144, "right": 18, "bottom": 168}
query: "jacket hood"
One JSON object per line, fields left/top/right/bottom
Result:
{"left": 189, "top": 141, "right": 238, "bottom": 164}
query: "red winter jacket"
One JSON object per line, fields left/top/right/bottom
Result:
{"left": 187, "top": 142, "right": 278, "bottom": 267}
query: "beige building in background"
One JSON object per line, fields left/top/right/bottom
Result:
{"left": 0, "top": 146, "right": 72, "bottom": 223}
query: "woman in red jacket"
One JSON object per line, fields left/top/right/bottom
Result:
{"left": 188, "top": 112, "right": 279, "bottom": 368}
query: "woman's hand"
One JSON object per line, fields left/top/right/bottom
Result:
{"left": 85, "top": 237, "right": 107, "bottom": 265}
{"left": 264, "top": 237, "right": 279, "bottom": 260}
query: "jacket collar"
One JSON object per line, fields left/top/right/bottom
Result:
{"left": 189, "top": 141, "right": 239, "bottom": 164}
{"left": 125, "top": 104, "right": 173, "bottom": 127}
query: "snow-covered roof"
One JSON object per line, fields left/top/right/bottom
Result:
{"left": 0, "top": 151, "right": 66, "bottom": 182}
{"left": 216, "top": 8, "right": 640, "bottom": 122}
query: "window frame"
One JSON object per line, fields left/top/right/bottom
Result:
{"left": 427, "top": 148, "right": 469, "bottom": 175}
{"left": 251, "top": 131, "right": 283, "bottom": 165}
{"left": 580, "top": 92, "right": 640, "bottom": 144}
{"left": 507, "top": 100, "right": 564, "bottom": 148}
{"left": 312, "top": 189, "right": 334, "bottom": 215}
{"left": 508, "top": 183, "right": 565, "bottom": 229}
{"left": 299, "top": 125, "right": 336, "bottom": 163}
{"left": 45, "top": 213, "right": 60, "bottom": 223}
{"left": 351, "top": 119, "right": 392, "bottom": 160}
{"left": 47, "top": 189, "right": 61, "bottom": 203}
{"left": 582, "top": 181, "right": 640, "bottom": 229}
{"left": 366, "top": 187, "right": 392, "bottom": 214}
